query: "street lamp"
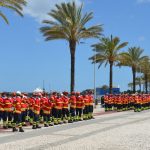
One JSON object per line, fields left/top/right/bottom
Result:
{"left": 94, "top": 51, "right": 97, "bottom": 107}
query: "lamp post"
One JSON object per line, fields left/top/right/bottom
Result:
{"left": 43, "top": 80, "right": 45, "bottom": 92}
{"left": 94, "top": 51, "right": 97, "bottom": 107}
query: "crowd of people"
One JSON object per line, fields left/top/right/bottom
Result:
{"left": 103, "top": 94, "right": 150, "bottom": 112}
{"left": 1, "top": 91, "right": 149, "bottom": 133}
{"left": 0, "top": 91, "right": 94, "bottom": 132}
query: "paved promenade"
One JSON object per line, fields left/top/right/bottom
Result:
{"left": 0, "top": 106, "right": 150, "bottom": 150}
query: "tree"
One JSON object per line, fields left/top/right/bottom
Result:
{"left": 119, "top": 47, "right": 148, "bottom": 93}
{"left": 90, "top": 35, "right": 128, "bottom": 94}
{"left": 128, "top": 76, "right": 144, "bottom": 92}
{"left": 101, "top": 85, "right": 109, "bottom": 90}
{"left": 0, "top": 0, "right": 26, "bottom": 24}
{"left": 40, "top": 1, "right": 103, "bottom": 92}
{"left": 139, "top": 57, "right": 150, "bottom": 93}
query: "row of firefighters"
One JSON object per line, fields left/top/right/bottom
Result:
{"left": 104, "top": 94, "right": 150, "bottom": 112}
{"left": 0, "top": 91, "right": 94, "bottom": 132}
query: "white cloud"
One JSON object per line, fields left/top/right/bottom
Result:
{"left": 137, "top": 0, "right": 150, "bottom": 3}
{"left": 138, "top": 36, "right": 145, "bottom": 42}
{"left": 24, "top": 0, "right": 82, "bottom": 22}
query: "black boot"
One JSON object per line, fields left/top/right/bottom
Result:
{"left": 3, "top": 126, "right": 8, "bottom": 129}
{"left": 36, "top": 125, "right": 41, "bottom": 128}
{"left": 44, "top": 124, "right": 48, "bottom": 127}
{"left": 12, "top": 127, "right": 18, "bottom": 132}
{"left": 32, "top": 125, "right": 37, "bottom": 129}
{"left": 19, "top": 127, "right": 24, "bottom": 132}
{"left": 68, "top": 120, "right": 73, "bottom": 123}
{"left": 8, "top": 125, "right": 12, "bottom": 128}
{"left": 49, "top": 122, "right": 54, "bottom": 126}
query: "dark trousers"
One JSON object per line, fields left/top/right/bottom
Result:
{"left": 134, "top": 104, "right": 141, "bottom": 110}
{"left": 89, "top": 105, "right": 93, "bottom": 113}
{"left": 22, "top": 111, "right": 27, "bottom": 123}
{"left": 51, "top": 108, "right": 56, "bottom": 116}
{"left": 83, "top": 106, "right": 89, "bottom": 115}
{"left": 108, "top": 104, "right": 112, "bottom": 109}
{"left": 43, "top": 114, "right": 50, "bottom": 123}
{"left": 12, "top": 113, "right": 22, "bottom": 127}
{"left": 33, "top": 113, "right": 39, "bottom": 123}
{"left": 0, "top": 111, "right": 3, "bottom": 121}
{"left": 62, "top": 108, "right": 69, "bottom": 118}
{"left": 40, "top": 110, "right": 44, "bottom": 118}
{"left": 29, "top": 110, "right": 34, "bottom": 119}
{"left": 54, "top": 109, "right": 62, "bottom": 118}
{"left": 3, "top": 111, "right": 13, "bottom": 122}
{"left": 70, "top": 108, "right": 76, "bottom": 117}
{"left": 105, "top": 103, "right": 108, "bottom": 109}
{"left": 117, "top": 104, "right": 122, "bottom": 110}
{"left": 76, "top": 108, "right": 82, "bottom": 117}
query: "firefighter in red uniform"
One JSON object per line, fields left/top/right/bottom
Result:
{"left": 108, "top": 95, "right": 113, "bottom": 111}
{"left": 3, "top": 93, "right": 13, "bottom": 129}
{"left": 116, "top": 95, "right": 122, "bottom": 112}
{"left": 83, "top": 93, "right": 89, "bottom": 120}
{"left": 28, "top": 96, "right": 35, "bottom": 125}
{"left": 76, "top": 92, "right": 84, "bottom": 121}
{"left": 39, "top": 93, "right": 45, "bottom": 123}
{"left": 129, "top": 95, "right": 134, "bottom": 110}
{"left": 21, "top": 95, "right": 28, "bottom": 126}
{"left": 62, "top": 92, "right": 70, "bottom": 123}
{"left": 0, "top": 94, "right": 4, "bottom": 123}
{"left": 54, "top": 93, "right": 63, "bottom": 125}
{"left": 50, "top": 92, "right": 57, "bottom": 123}
{"left": 12, "top": 93, "right": 24, "bottom": 132}
{"left": 134, "top": 94, "right": 141, "bottom": 112}
{"left": 42, "top": 95, "right": 53, "bottom": 127}
{"left": 32, "top": 93, "right": 41, "bottom": 129}
{"left": 104, "top": 94, "right": 109, "bottom": 111}
{"left": 88, "top": 91, "right": 94, "bottom": 119}
{"left": 69, "top": 92, "right": 76, "bottom": 122}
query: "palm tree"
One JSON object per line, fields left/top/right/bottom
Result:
{"left": 128, "top": 76, "right": 144, "bottom": 92}
{"left": 128, "top": 82, "right": 133, "bottom": 91}
{"left": 119, "top": 47, "right": 148, "bottom": 93}
{"left": 40, "top": 1, "right": 103, "bottom": 92}
{"left": 139, "top": 57, "right": 150, "bottom": 93}
{"left": 90, "top": 35, "right": 128, "bottom": 94}
{"left": 0, "top": 0, "right": 26, "bottom": 24}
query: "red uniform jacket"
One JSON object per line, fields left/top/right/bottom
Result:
{"left": 28, "top": 97, "right": 34, "bottom": 111}
{"left": 55, "top": 97, "right": 63, "bottom": 110}
{"left": 3, "top": 97, "right": 13, "bottom": 112}
{"left": 62, "top": 96, "right": 69, "bottom": 109}
{"left": 21, "top": 98, "right": 28, "bottom": 112}
{"left": 88, "top": 95, "right": 94, "bottom": 106}
{"left": 42, "top": 98, "right": 53, "bottom": 114}
{"left": 0, "top": 97, "right": 4, "bottom": 111}
{"left": 13, "top": 97, "right": 22, "bottom": 114}
{"left": 33, "top": 98, "right": 41, "bottom": 115}
{"left": 70, "top": 95, "right": 76, "bottom": 109}
{"left": 76, "top": 96, "right": 84, "bottom": 109}
{"left": 84, "top": 95, "right": 89, "bottom": 106}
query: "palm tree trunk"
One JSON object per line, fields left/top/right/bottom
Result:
{"left": 109, "top": 62, "right": 113, "bottom": 94}
{"left": 69, "top": 40, "right": 76, "bottom": 93}
{"left": 132, "top": 67, "right": 136, "bottom": 93}
{"left": 139, "top": 82, "right": 142, "bottom": 92}
{"left": 145, "top": 73, "right": 148, "bottom": 94}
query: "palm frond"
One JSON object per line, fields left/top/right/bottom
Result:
{"left": 90, "top": 35, "right": 128, "bottom": 67}
{"left": 40, "top": 1, "right": 102, "bottom": 42}
{"left": 0, "top": 12, "right": 9, "bottom": 24}
{"left": 0, "top": 0, "right": 26, "bottom": 24}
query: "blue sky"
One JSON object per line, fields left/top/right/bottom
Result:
{"left": 0, "top": 0, "right": 150, "bottom": 92}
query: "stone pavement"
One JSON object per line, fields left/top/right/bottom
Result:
{"left": 0, "top": 106, "right": 150, "bottom": 150}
